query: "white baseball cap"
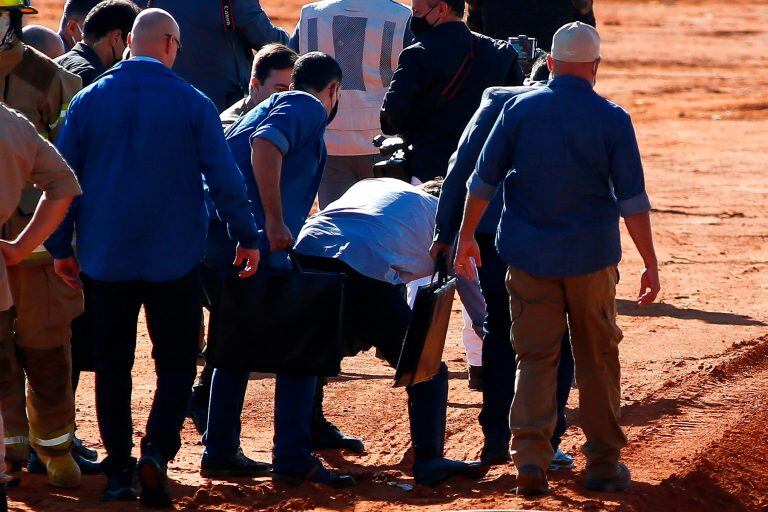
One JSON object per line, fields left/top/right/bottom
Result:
{"left": 551, "top": 21, "right": 601, "bottom": 63}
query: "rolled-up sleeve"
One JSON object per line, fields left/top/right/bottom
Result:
{"left": 467, "top": 106, "right": 515, "bottom": 200}
{"left": 251, "top": 125, "right": 290, "bottom": 155}
{"left": 250, "top": 94, "right": 327, "bottom": 156}
{"left": 610, "top": 115, "right": 651, "bottom": 217}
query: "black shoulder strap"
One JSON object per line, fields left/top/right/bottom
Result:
{"left": 220, "top": 0, "right": 247, "bottom": 98}
{"left": 221, "top": 0, "right": 235, "bottom": 31}
{"left": 441, "top": 32, "right": 475, "bottom": 101}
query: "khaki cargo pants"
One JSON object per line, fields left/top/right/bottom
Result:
{"left": 506, "top": 265, "right": 627, "bottom": 479}
{"left": 0, "top": 263, "right": 83, "bottom": 461}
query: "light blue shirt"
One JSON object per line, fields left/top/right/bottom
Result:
{"left": 294, "top": 178, "right": 437, "bottom": 285}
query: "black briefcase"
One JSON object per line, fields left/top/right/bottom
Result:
{"left": 207, "top": 252, "right": 345, "bottom": 376}
{"left": 393, "top": 262, "right": 457, "bottom": 387}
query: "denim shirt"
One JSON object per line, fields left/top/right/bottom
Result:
{"left": 225, "top": 91, "right": 329, "bottom": 250}
{"left": 45, "top": 59, "right": 259, "bottom": 282}
{"left": 434, "top": 85, "right": 536, "bottom": 245}
{"left": 468, "top": 75, "right": 651, "bottom": 277}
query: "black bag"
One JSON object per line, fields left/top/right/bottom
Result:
{"left": 393, "top": 261, "right": 457, "bottom": 387}
{"left": 206, "top": 251, "right": 346, "bottom": 376}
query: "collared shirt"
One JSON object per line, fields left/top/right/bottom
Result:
{"left": 295, "top": 178, "right": 437, "bottom": 285}
{"left": 0, "top": 105, "right": 81, "bottom": 310}
{"left": 130, "top": 56, "right": 163, "bottom": 65}
{"left": 225, "top": 90, "right": 328, "bottom": 241}
{"left": 45, "top": 58, "right": 259, "bottom": 282}
{"left": 55, "top": 41, "right": 107, "bottom": 87}
{"left": 220, "top": 96, "right": 252, "bottom": 130}
{"left": 435, "top": 85, "right": 536, "bottom": 244}
{"left": 468, "top": 75, "right": 651, "bottom": 277}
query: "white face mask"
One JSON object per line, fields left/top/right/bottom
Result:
{"left": 0, "top": 12, "right": 13, "bottom": 52}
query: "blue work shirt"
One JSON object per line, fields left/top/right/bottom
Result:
{"left": 225, "top": 90, "right": 328, "bottom": 244}
{"left": 45, "top": 58, "right": 260, "bottom": 282}
{"left": 435, "top": 85, "right": 536, "bottom": 244}
{"left": 468, "top": 75, "right": 651, "bottom": 277}
{"left": 295, "top": 178, "right": 437, "bottom": 285}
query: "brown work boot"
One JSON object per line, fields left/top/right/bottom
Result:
{"left": 514, "top": 464, "right": 549, "bottom": 496}
{"left": 585, "top": 462, "right": 632, "bottom": 492}
{"left": 37, "top": 452, "right": 81, "bottom": 488}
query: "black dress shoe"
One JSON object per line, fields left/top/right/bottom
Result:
{"left": 73, "top": 437, "right": 98, "bottom": 462}
{"left": 311, "top": 420, "right": 365, "bottom": 454}
{"left": 101, "top": 462, "right": 137, "bottom": 502}
{"left": 200, "top": 449, "right": 272, "bottom": 478}
{"left": 413, "top": 458, "right": 486, "bottom": 487}
{"left": 273, "top": 458, "right": 356, "bottom": 489}
{"left": 137, "top": 455, "right": 172, "bottom": 509}
{"left": 29, "top": 449, "right": 102, "bottom": 475}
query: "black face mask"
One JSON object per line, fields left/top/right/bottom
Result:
{"left": 409, "top": 5, "right": 437, "bottom": 37}
{"left": 327, "top": 97, "right": 339, "bottom": 125}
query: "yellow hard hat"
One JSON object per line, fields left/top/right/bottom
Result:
{"left": 0, "top": 0, "right": 37, "bottom": 15}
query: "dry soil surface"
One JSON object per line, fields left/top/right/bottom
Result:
{"left": 9, "top": 0, "right": 768, "bottom": 511}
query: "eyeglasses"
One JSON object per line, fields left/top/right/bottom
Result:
{"left": 164, "top": 33, "right": 182, "bottom": 52}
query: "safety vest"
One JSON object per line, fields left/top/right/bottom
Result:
{"left": 297, "top": 0, "right": 411, "bottom": 156}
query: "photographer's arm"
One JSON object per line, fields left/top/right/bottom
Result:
{"left": 380, "top": 46, "right": 428, "bottom": 135}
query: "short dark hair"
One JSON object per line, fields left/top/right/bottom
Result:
{"left": 63, "top": 0, "right": 103, "bottom": 21}
{"left": 83, "top": 0, "right": 140, "bottom": 42}
{"left": 292, "top": 52, "right": 342, "bottom": 93}
{"left": 441, "top": 0, "right": 465, "bottom": 17}
{"left": 251, "top": 44, "right": 298, "bottom": 85}
{"left": 530, "top": 53, "right": 550, "bottom": 82}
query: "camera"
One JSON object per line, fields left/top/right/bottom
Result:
{"left": 509, "top": 35, "right": 537, "bottom": 62}
{"left": 372, "top": 135, "right": 412, "bottom": 182}
{"left": 508, "top": 35, "right": 546, "bottom": 77}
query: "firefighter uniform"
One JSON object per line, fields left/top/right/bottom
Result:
{"left": 0, "top": 38, "right": 83, "bottom": 485}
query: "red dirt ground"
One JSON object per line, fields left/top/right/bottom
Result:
{"left": 10, "top": 0, "right": 768, "bottom": 511}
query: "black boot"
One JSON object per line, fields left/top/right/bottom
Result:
{"left": 73, "top": 437, "right": 98, "bottom": 462}
{"left": 101, "top": 458, "right": 137, "bottom": 503}
{"left": 1, "top": 482, "right": 7, "bottom": 512}
{"left": 408, "top": 363, "right": 485, "bottom": 487}
{"left": 310, "top": 378, "right": 365, "bottom": 454}
{"left": 137, "top": 455, "right": 172, "bottom": 509}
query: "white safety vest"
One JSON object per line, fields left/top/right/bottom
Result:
{"left": 296, "top": 0, "right": 411, "bottom": 156}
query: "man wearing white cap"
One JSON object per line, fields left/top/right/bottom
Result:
{"left": 455, "top": 22, "right": 661, "bottom": 495}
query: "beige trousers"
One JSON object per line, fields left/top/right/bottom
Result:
{"left": 506, "top": 265, "right": 627, "bottom": 478}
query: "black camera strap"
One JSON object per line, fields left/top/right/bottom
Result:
{"left": 220, "top": 0, "right": 248, "bottom": 99}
